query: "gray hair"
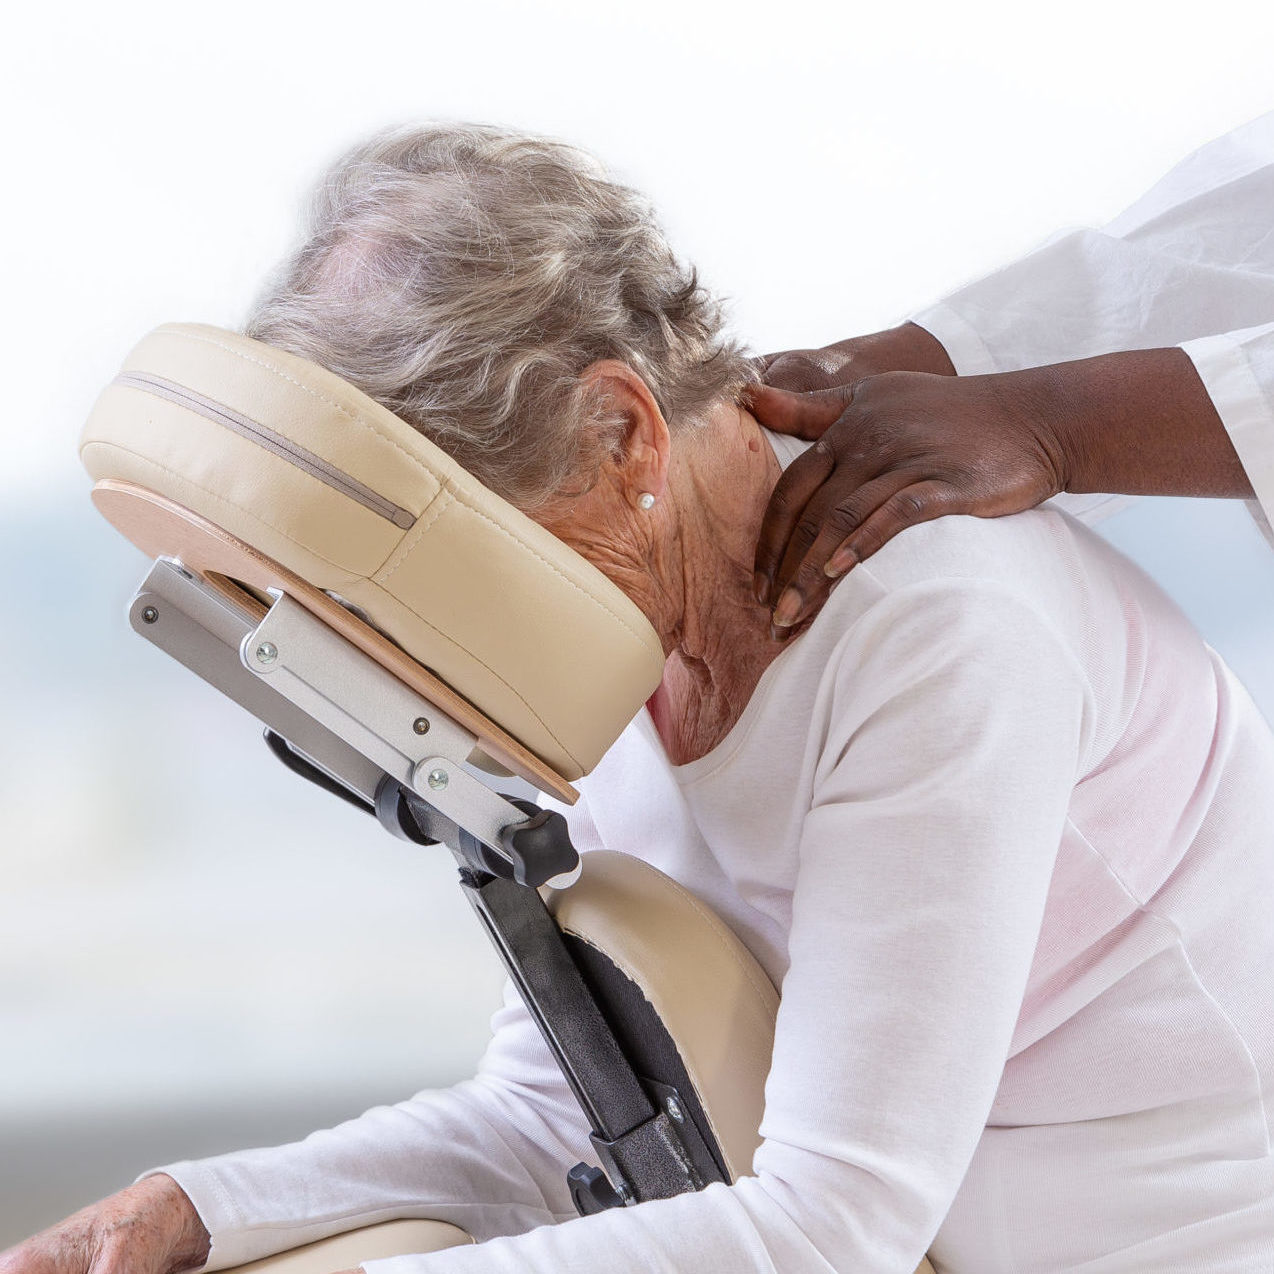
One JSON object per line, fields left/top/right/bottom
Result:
{"left": 245, "top": 122, "right": 754, "bottom": 511}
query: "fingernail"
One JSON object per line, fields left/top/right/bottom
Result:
{"left": 824, "top": 547, "right": 857, "bottom": 579}
{"left": 769, "top": 622, "right": 793, "bottom": 643}
{"left": 753, "top": 572, "right": 769, "bottom": 605}
{"left": 773, "top": 588, "right": 801, "bottom": 628}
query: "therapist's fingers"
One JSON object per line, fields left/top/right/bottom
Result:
{"left": 752, "top": 349, "right": 850, "bottom": 394}
{"left": 830, "top": 480, "right": 967, "bottom": 576}
{"left": 744, "top": 382, "right": 853, "bottom": 441}
{"left": 768, "top": 472, "right": 917, "bottom": 630}
{"left": 754, "top": 327, "right": 959, "bottom": 397}
{"left": 752, "top": 436, "right": 838, "bottom": 605}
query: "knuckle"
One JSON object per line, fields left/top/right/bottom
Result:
{"left": 853, "top": 516, "right": 890, "bottom": 553}
{"left": 892, "top": 490, "right": 930, "bottom": 519}
{"left": 848, "top": 373, "right": 881, "bottom": 406}
{"left": 766, "top": 482, "right": 797, "bottom": 513}
{"left": 823, "top": 502, "right": 863, "bottom": 536}
{"left": 925, "top": 485, "right": 957, "bottom": 513}
{"left": 765, "top": 351, "right": 822, "bottom": 392}
{"left": 792, "top": 515, "right": 823, "bottom": 548}
{"left": 794, "top": 557, "right": 832, "bottom": 591}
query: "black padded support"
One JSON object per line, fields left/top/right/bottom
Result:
{"left": 460, "top": 870, "right": 729, "bottom": 1207}
{"left": 565, "top": 934, "right": 731, "bottom": 1186}
{"left": 462, "top": 870, "right": 656, "bottom": 1142}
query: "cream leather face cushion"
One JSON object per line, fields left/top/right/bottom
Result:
{"left": 80, "top": 324, "right": 666, "bottom": 780}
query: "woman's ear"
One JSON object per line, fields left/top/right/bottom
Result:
{"left": 579, "top": 359, "right": 671, "bottom": 507}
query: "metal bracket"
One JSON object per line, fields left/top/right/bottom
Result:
{"left": 129, "top": 559, "right": 383, "bottom": 803}
{"left": 240, "top": 592, "right": 544, "bottom": 866}
{"left": 569, "top": 1081, "right": 717, "bottom": 1214}
{"left": 129, "top": 559, "right": 577, "bottom": 886}
{"left": 589, "top": 1108, "right": 702, "bottom": 1203}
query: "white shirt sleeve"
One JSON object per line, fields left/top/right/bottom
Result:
{"left": 146, "top": 986, "right": 595, "bottom": 1271}
{"left": 344, "top": 579, "right": 1090, "bottom": 1274}
{"left": 909, "top": 112, "right": 1274, "bottom": 536}
{"left": 1180, "top": 324, "right": 1274, "bottom": 543}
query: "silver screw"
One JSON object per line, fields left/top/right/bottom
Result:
{"left": 616, "top": 1182, "right": 635, "bottom": 1205}
{"left": 665, "top": 1095, "right": 685, "bottom": 1124}
{"left": 141, "top": 606, "right": 159, "bottom": 624}
{"left": 426, "top": 767, "right": 449, "bottom": 790}
{"left": 255, "top": 642, "right": 279, "bottom": 666}
{"left": 412, "top": 717, "right": 431, "bottom": 735}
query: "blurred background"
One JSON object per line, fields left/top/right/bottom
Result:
{"left": 4, "top": 0, "right": 1274, "bottom": 1246}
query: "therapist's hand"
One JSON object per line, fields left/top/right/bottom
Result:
{"left": 750, "top": 346, "right": 1253, "bottom": 632}
{"left": 756, "top": 321, "right": 955, "bottom": 393}
{"left": 0, "top": 1176, "right": 211, "bottom": 1274}
{"left": 750, "top": 369, "right": 1067, "bottom": 627}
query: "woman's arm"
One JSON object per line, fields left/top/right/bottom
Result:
{"left": 48, "top": 589, "right": 1086, "bottom": 1274}
{"left": 359, "top": 579, "right": 1090, "bottom": 1273}
{"left": 0, "top": 1175, "right": 211, "bottom": 1274}
{"left": 136, "top": 989, "right": 593, "bottom": 1271}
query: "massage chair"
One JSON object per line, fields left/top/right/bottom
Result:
{"left": 80, "top": 323, "right": 937, "bottom": 1274}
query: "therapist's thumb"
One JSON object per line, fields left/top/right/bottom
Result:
{"left": 744, "top": 382, "right": 854, "bottom": 441}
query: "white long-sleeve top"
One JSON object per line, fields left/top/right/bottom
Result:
{"left": 910, "top": 110, "right": 1274, "bottom": 537}
{"left": 157, "top": 480, "right": 1274, "bottom": 1271}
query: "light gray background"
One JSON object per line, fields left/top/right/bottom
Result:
{"left": 3, "top": 0, "right": 1274, "bottom": 1247}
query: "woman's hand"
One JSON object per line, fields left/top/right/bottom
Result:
{"left": 0, "top": 1176, "right": 211, "bottom": 1274}
{"left": 750, "top": 369, "right": 1067, "bottom": 629}
{"left": 755, "top": 322, "right": 955, "bottom": 394}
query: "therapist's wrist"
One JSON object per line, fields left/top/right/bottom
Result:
{"left": 1013, "top": 348, "right": 1252, "bottom": 500}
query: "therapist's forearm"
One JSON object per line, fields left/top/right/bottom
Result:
{"left": 1021, "top": 347, "right": 1254, "bottom": 500}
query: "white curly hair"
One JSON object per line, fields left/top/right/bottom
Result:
{"left": 246, "top": 122, "right": 754, "bottom": 511}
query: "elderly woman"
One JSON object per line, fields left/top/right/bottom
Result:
{"left": 8, "top": 125, "right": 1274, "bottom": 1273}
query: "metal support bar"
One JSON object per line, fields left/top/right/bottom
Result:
{"left": 460, "top": 871, "right": 718, "bottom": 1206}
{"left": 130, "top": 559, "right": 383, "bottom": 802}
{"left": 462, "top": 869, "right": 657, "bottom": 1144}
{"left": 242, "top": 594, "right": 536, "bottom": 858}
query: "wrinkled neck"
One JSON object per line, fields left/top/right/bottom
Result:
{"left": 644, "top": 412, "right": 788, "bottom": 765}
{"left": 540, "top": 404, "right": 791, "bottom": 765}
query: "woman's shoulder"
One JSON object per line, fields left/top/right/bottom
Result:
{"left": 850, "top": 505, "right": 1092, "bottom": 598}
{"left": 805, "top": 503, "right": 1188, "bottom": 719}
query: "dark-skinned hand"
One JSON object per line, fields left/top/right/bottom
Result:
{"left": 750, "top": 335, "right": 1251, "bottom": 636}
{"left": 749, "top": 368, "right": 1067, "bottom": 632}
{"left": 755, "top": 321, "right": 955, "bottom": 395}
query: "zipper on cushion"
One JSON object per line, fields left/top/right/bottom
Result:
{"left": 114, "top": 371, "right": 418, "bottom": 530}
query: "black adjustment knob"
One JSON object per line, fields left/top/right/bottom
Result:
{"left": 567, "top": 1162, "right": 624, "bottom": 1216}
{"left": 499, "top": 801, "right": 579, "bottom": 887}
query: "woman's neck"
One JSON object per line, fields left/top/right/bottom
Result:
{"left": 541, "top": 403, "right": 793, "bottom": 767}
{"left": 644, "top": 411, "right": 788, "bottom": 766}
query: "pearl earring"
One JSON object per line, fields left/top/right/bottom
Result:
{"left": 638, "top": 492, "right": 656, "bottom": 510}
